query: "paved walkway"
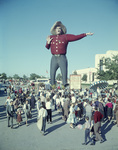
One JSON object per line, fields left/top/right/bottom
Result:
{"left": 0, "top": 91, "right": 118, "bottom": 150}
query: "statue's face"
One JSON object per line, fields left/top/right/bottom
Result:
{"left": 55, "top": 26, "right": 62, "bottom": 35}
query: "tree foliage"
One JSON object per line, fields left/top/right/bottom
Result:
{"left": 7, "top": 76, "right": 12, "bottom": 79}
{"left": 81, "top": 74, "right": 87, "bottom": 81}
{"left": 56, "top": 73, "right": 62, "bottom": 81}
{"left": 73, "top": 70, "right": 78, "bottom": 75}
{"left": 39, "top": 83, "right": 45, "bottom": 87}
{"left": 0, "top": 73, "right": 7, "bottom": 79}
{"left": 97, "top": 55, "right": 118, "bottom": 80}
{"left": 30, "top": 73, "right": 41, "bottom": 80}
{"left": 23, "top": 75, "right": 28, "bottom": 81}
{"left": 13, "top": 74, "right": 20, "bottom": 79}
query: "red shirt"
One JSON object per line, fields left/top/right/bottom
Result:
{"left": 45, "top": 33, "right": 86, "bottom": 55}
{"left": 94, "top": 111, "right": 103, "bottom": 123}
{"left": 105, "top": 102, "right": 113, "bottom": 108}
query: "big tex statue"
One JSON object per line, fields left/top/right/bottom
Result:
{"left": 45, "top": 21, "right": 94, "bottom": 87}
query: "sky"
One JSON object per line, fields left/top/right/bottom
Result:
{"left": 0, "top": 0, "right": 118, "bottom": 78}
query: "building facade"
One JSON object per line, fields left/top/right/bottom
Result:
{"left": 95, "top": 50, "right": 118, "bottom": 71}
{"left": 75, "top": 68, "right": 97, "bottom": 83}
{"left": 74, "top": 50, "right": 118, "bottom": 84}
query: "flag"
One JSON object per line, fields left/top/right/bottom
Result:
{"left": 46, "top": 70, "right": 48, "bottom": 74}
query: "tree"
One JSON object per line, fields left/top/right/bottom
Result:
{"left": 81, "top": 74, "right": 87, "bottom": 81}
{"left": 0, "top": 73, "right": 7, "bottom": 79}
{"left": 56, "top": 73, "right": 62, "bottom": 81}
{"left": 97, "top": 54, "right": 118, "bottom": 80}
{"left": 23, "top": 75, "right": 28, "bottom": 81}
{"left": 73, "top": 70, "right": 78, "bottom": 75}
{"left": 13, "top": 74, "right": 20, "bottom": 79}
{"left": 7, "top": 76, "right": 12, "bottom": 80}
{"left": 39, "top": 83, "right": 45, "bottom": 87}
{"left": 30, "top": 73, "right": 41, "bottom": 80}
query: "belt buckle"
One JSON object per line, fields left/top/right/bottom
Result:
{"left": 55, "top": 54, "right": 60, "bottom": 57}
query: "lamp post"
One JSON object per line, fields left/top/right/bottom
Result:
{"left": 89, "top": 69, "right": 92, "bottom": 85}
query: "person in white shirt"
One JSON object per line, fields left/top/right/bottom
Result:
{"left": 55, "top": 95, "right": 61, "bottom": 111}
{"left": 46, "top": 90, "right": 51, "bottom": 98}
{"left": 60, "top": 95, "right": 65, "bottom": 107}
{"left": 38, "top": 105, "right": 48, "bottom": 135}
{"left": 5, "top": 96, "right": 11, "bottom": 106}
{"left": 85, "top": 101, "right": 92, "bottom": 122}
{"left": 36, "top": 97, "right": 41, "bottom": 114}
{"left": 40, "top": 93, "right": 46, "bottom": 103}
{"left": 60, "top": 95, "right": 65, "bottom": 117}
{"left": 97, "top": 87, "right": 101, "bottom": 97}
{"left": 46, "top": 98, "right": 52, "bottom": 123}
{"left": 7, "top": 87, "right": 11, "bottom": 96}
{"left": 53, "top": 93, "right": 57, "bottom": 110}
{"left": 23, "top": 100, "right": 31, "bottom": 126}
{"left": 83, "top": 99, "right": 87, "bottom": 117}
{"left": 71, "top": 94, "right": 76, "bottom": 104}
{"left": 70, "top": 90, "right": 74, "bottom": 95}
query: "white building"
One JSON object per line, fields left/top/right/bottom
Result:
{"left": 75, "top": 68, "right": 97, "bottom": 83}
{"left": 95, "top": 50, "right": 118, "bottom": 71}
{"left": 74, "top": 50, "right": 118, "bottom": 84}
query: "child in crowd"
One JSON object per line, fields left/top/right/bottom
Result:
{"left": 16, "top": 108, "right": 22, "bottom": 126}
{"left": 82, "top": 116, "right": 94, "bottom": 145}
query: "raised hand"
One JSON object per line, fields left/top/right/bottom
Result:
{"left": 46, "top": 36, "right": 53, "bottom": 44}
{"left": 86, "top": 32, "right": 94, "bottom": 36}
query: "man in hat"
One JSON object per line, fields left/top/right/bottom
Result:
{"left": 46, "top": 21, "right": 93, "bottom": 87}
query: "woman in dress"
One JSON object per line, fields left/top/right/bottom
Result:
{"left": 16, "top": 108, "right": 22, "bottom": 126}
{"left": 37, "top": 104, "right": 47, "bottom": 135}
{"left": 67, "top": 103, "right": 77, "bottom": 128}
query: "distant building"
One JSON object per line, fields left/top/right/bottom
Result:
{"left": 75, "top": 68, "right": 97, "bottom": 83}
{"left": 95, "top": 50, "right": 118, "bottom": 71}
{"left": 74, "top": 50, "right": 118, "bottom": 84}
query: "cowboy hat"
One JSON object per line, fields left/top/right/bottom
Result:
{"left": 50, "top": 21, "right": 67, "bottom": 35}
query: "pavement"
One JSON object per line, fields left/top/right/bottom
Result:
{"left": 0, "top": 91, "right": 118, "bottom": 150}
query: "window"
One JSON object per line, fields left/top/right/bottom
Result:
{"left": 100, "top": 59, "right": 103, "bottom": 71}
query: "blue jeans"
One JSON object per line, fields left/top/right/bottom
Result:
{"left": 50, "top": 55, "right": 68, "bottom": 86}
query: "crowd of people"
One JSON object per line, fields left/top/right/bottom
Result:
{"left": 3, "top": 82, "right": 118, "bottom": 145}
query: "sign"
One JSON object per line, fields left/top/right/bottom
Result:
{"left": 70, "top": 75, "right": 81, "bottom": 90}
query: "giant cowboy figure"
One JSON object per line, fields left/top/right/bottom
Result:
{"left": 46, "top": 21, "right": 93, "bottom": 87}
